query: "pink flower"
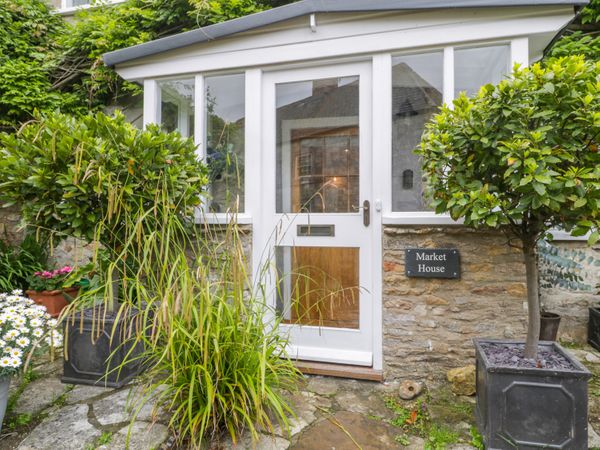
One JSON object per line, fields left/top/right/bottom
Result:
{"left": 34, "top": 272, "right": 42, "bottom": 276}
{"left": 59, "top": 266, "right": 72, "bottom": 274}
{"left": 42, "top": 271, "right": 52, "bottom": 278}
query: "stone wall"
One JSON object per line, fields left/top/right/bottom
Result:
{"left": 382, "top": 226, "right": 528, "bottom": 382}
{"left": 540, "top": 240, "right": 600, "bottom": 343}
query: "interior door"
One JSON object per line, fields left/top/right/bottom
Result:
{"left": 261, "top": 62, "right": 373, "bottom": 366}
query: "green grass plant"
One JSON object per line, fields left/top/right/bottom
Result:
{"left": 76, "top": 201, "right": 301, "bottom": 448}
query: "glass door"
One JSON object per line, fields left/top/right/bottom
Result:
{"left": 261, "top": 62, "right": 373, "bottom": 366}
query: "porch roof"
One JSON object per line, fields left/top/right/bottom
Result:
{"left": 102, "top": 0, "right": 587, "bottom": 67}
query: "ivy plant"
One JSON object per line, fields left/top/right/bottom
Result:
{"left": 418, "top": 56, "right": 600, "bottom": 358}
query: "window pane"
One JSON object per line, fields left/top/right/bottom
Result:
{"left": 276, "top": 77, "right": 359, "bottom": 214}
{"left": 454, "top": 45, "right": 510, "bottom": 98}
{"left": 158, "top": 79, "right": 194, "bottom": 138}
{"left": 205, "top": 74, "right": 245, "bottom": 213}
{"left": 391, "top": 52, "right": 443, "bottom": 211}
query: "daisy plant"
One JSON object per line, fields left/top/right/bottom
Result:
{"left": 0, "top": 290, "right": 62, "bottom": 378}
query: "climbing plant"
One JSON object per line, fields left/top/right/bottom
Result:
{"left": 549, "top": 0, "right": 600, "bottom": 60}
{"left": 0, "top": 0, "right": 295, "bottom": 130}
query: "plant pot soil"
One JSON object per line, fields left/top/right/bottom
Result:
{"left": 475, "top": 339, "right": 590, "bottom": 450}
{"left": 539, "top": 311, "right": 561, "bottom": 341}
{"left": 589, "top": 306, "right": 600, "bottom": 351}
{"left": 26, "top": 287, "right": 78, "bottom": 318}
{"left": 62, "top": 305, "right": 147, "bottom": 388}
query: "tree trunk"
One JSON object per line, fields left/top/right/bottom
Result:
{"left": 523, "top": 238, "right": 540, "bottom": 359}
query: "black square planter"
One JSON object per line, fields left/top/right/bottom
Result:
{"left": 475, "top": 339, "right": 591, "bottom": 450}
{"left": 62, "top": 306, "right": 146, "bottom": 388}
{"left": 588, "top": 307, "right": 600, "bottom": 351}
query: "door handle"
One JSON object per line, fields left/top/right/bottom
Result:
{"left": 352, "top": 201, "right": 371, "bottom": 227}
{"left": 363, "top": 200, "right": 370, "bottom": 227}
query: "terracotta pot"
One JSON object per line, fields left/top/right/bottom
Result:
{"left": 25, "top": 287, "right": 79, "bottom": 318}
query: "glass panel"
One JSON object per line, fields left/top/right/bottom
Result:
{"left": 276, "top": 246, "right": 359, "bottom": 329}
{"left": 205, "top": 74, "right": 245, "bottom": 213}
{"left": 158, "top": 79, "right": 194, "bottom": 138}
{"left": 276, "top": 77, "right": 359, "bottom": 213}
{"left": 66, "top": 0, "right": 90, "bottom": 6}
{"left": 391, "top": 52, "right": 443, "bottom": 211}
{"left": 454, "top": 45, "right": 510, "bottom": 98}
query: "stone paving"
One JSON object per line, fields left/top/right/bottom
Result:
{"left": 2, "top": 346, "right": 600, "bottom": 449}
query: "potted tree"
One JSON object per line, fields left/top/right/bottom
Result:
{"left": 418, "top": 55, "right": 599, "bottom": 449}
{"left": 0, "top": 111, "right": 208, "bottom": 387}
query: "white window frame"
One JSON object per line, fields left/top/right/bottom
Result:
{"left": 57, "top": 0, "right": 126, "bottom": 15}
{"left": 143, "top": 37, "right": 530, "bottom": 227}
{"left": 380, "top": 37, "right": 528, "bottom": 225}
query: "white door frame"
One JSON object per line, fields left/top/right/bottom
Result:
{"left": 253, "top": 61, "right": 382, "bottom": 368}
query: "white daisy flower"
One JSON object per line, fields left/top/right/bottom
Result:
{"left": 9, "top": 357, "right": 21, "bottom": 368}
{"left": 4, "top": 329, "right": 20, "bottom": 340}
{"left": 47, "top": 318, "right": 58, "bottom": 327}
{"left": 0, "top": 339, "right": 5, "bottom": 348}
{"left": 30, "top": 318, "right": 42, "bottom": 327}
{"left": 9, "top": 348, "right": 22, "bottom": 358}
{"left": 0, "top": 357, "right": 11, "bottom": 367}
{"left": 32, "top": 328, "right": 44, "bottom": 338}
{"left": 15, "top": 337, "right": 30, "bottom": 348}
{"left": 10, "top": 289, "right": 23, "bottom": 296}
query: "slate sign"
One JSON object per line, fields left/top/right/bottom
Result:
{"left": 405, "top": 248, "right": 460, "bottom": 279}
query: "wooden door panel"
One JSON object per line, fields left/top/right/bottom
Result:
{"left": 285, "top": 246, "right": 359, "bottom": 329}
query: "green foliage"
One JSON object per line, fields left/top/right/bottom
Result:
{"left": 418, "top": 56, "right": 600, "bottom": 246}
{"left": 425, "top": 424, "right": 459, "bottom": 450}
{"left": 0, "top": 0, "right": 80, "bottom": 129}
{"left": 0, "top": 0, "right": 295, "bottom": 129}
{"left": 0, "top": 111, "right": 208, "bottom": 255}
{"left": 469, "top": 426, "right": 485, "bottom": 450}
{"left": 384, "top": 395, "right": 459, "bottom": 448}
{"left": 90, "top": 206, "right": 300, "bottom": 447}
{"left": 549, "top": 0, "right": 600, "bottom": 60}
{"left": 0, "top": 235, "right": 48, "bottom": 292}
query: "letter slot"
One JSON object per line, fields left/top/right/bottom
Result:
{"left": 297, "top": 225, "right": 335, "bottom": 237}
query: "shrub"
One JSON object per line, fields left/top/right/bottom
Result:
{"left": 0, "top": 111, "right": 208, "bottom": 257}
{"left": 0, "top": 235, "right": 48, "bottom": 292}
{"left": 418, "top": 55, "right": 600, "bottom": 357}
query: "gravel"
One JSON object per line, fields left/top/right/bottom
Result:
{"left": 480, "top": 342, "right": 577, "bottom": 370}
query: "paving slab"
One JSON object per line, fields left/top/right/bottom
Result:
{"left": 92, "top": 387, "right": 158, "bottom": 426}
{"left": 291, "top": 411, "right": 397, "bottom": 450}
{"left": 97, "top": 421, "right": 169, "bottom": 450}
{"left": 14, "top": 377, "right": 70, "bottom": 416}
{"left": 17, "top": 404, "right": 101, "bottom": 450}
{"left": 65, "top": 384, "right": 111, "bottom": 405}
{"left": 305, "top": 376, "right": 339, "bottom": 397}
{"left": 221, "top": 432, "right": 290, "bottom": 450}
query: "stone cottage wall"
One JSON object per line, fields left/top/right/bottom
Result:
{"left": 382, "top": 226, "right": 528, "bottom": 382}
{"left": 540, "top": 240, "right": 600, "bottom": 343}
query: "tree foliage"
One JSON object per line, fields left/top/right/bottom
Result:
{"left": 418, "top": 56, "right": 600, "bottom": 357}
{"left": 0, "top": 0, "right": 81, "bottom": 128}
{"left": 0, "top": 0, "right": 295, "bottom": 130}
{"left": 0, "top": 111, "right": 208, "bottom": 255}
{"left": 549, "top": 0, "right": 600, "bottom": 60}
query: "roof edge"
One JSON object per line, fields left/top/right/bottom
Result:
{"left": 103, "top": 0, "right": 588, "bottom": 67}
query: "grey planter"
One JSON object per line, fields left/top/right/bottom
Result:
{"left": 62, "top": 306, "right": 146, "bottom": 388}
{"left": 475, "top": 339, "right": 591, "bottom": 450}
{"left": 0, "top": 377, "right": 10, "bottom": 433}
